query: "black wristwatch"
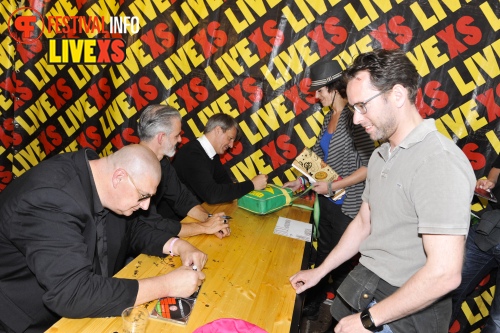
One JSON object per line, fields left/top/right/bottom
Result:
{"left": 360, "top": 308, "right": 381, "bottom": 332}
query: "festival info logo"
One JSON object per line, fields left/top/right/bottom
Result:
{"left": 8, "top": 7, "right": 44, "bottom": 44}
{"left": 8, "top": 7, "right": 137, "bottom": 64}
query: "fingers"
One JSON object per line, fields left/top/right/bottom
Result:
{"left": 290, "top": 272, "right": 308, "bottom": 293}
{"left": 184, "top": 252, "right": 207, "bottom": 270}
{"left": 196, "top": 270, "right": 206, "bottom": 282}
{"left": 218, "top": 226, "right": 230, "bottom": 238}
{"left": 290, "top": 278, "right": 306, "bottom": 293}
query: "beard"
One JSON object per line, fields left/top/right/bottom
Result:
{"left": 369, "top": 111, "right": 397, "bottom": 142}
{"left": 165, "top": 145, "right": 177, "bottom": 158}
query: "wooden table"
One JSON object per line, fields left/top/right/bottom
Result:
{"left": 47, "top": 199, "right": 312, "bottom": 333}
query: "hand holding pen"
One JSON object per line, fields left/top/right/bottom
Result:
{"left": 206, "top": 212, "right": 231, "bottom": 239}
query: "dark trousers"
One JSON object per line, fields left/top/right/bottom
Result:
{"left": 331, "top": 264, "right": 452, "bottom": 333}
{"left": 307, "top": 196, "right": 354, "bottom": 303}
{"left": 451, "top": 223, "right": 500, "bottom": 332}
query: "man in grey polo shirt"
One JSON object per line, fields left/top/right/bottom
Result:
{"left": 290, "top": 49, "right": 476, "bottom": 333}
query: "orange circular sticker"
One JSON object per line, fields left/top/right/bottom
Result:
{"left": 314, "top": 171, "right": 327, "bottom": 180}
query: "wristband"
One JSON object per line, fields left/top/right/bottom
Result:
{"left": 327, "top": 181, "right": 333, "bottom": 197}
{"left": 169, "top": 237, "right": 179, "bottom": 256}
{"left": 360, "top": 308, "right": 381, "bottom": 332}
{"left": 298, "top": 176, "right": 305, "bottom": 191}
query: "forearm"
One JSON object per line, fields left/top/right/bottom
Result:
{"left": 369, "top": 234, "right": 465, "bottom": 326}
{"left": 332, "top": 166, "right": 368, "bottom": 191}
{"left": 178, "top": 222, "right": 205, "bottom": 238}
{"left": 368, "top": 263, "right": 461, "bottom": 326}
{"left": 317, "top": 209, "right": 370, "bottom": 276}
{"left": 186, "top": 205, "right": 210, "bottom": 221}
{"left": 488, "top": 168, "right": 500, "bottom": 184}
{"left": 136, "top": 275, "right": 168, "bottom": 305}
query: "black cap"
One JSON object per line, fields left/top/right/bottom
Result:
{"left": 309, "top": 60, "right": 343, "bottom": 91}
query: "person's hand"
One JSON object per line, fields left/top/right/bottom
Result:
{"left": 312, "top": 181, "right": 329, "bottom": 195}
{"left": 477, "top": 178, "right": 496, "bottom": 191}
{"left": 175, "top": 239, "right": 208, "bottom": 269}
{"left": 252, "top": 174, "right": 268, "bottom": 190}
{"left": 202, "top": 212, "right": 230, "bottom": 239}
{"left": 334, "top": 313, "right": 371, "bottom": 333}
{"left": 282, "top": 179, "right": 301, "bottom": 192}
{"left": 289, "top": 268, "right": 322, "bottom": 294}
{"left": 161, "top": 266, "right": 205, "bottom": 298}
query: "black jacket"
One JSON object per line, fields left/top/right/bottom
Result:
{"left": 0, "top": 149, "right": 173, "bottom": 332}
{"left": 172, "top": 139, "right": 254, "bottom": 204}
{"left": 155, "top": 157, "right": 201, "bottom": 221}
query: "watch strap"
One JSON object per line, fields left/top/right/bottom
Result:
{"left": 360, "top": 308, "right": 381, "bottom": 332}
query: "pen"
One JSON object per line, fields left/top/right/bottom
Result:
{"left": 208, "top": 214, "right": 232, "bottom": 219}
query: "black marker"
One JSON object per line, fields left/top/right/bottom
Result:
{"left": 208, "top": 214, "right": 232, "bottom": 220}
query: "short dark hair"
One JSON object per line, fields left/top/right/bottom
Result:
{"left": 343, "top": 49, "right": 419, "bottom": 104}
{"left": 204, "top": 114, "right": 240, "bottom": 140}
{"left": 325, "top": 78, "right": 347, "bottom": 99}
{"left": 138, "top": 105, "right": 181, "bottom": 141}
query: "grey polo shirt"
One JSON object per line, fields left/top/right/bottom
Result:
{"left": 359, "top": 119, "right": 476, "bottom": 287}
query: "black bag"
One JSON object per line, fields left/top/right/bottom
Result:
{"left": 475, "top": 210, "right": 500, "bottom": 251}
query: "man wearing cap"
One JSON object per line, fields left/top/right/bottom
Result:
{"left": 283, "top": 59, "right": 374, "bottom": 321}
{"left": 173, "top": 113, "right": 268, "bottom": 204}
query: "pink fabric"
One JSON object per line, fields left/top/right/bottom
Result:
{"left": 193, "top": 318, "right": 268, "bottom": 333}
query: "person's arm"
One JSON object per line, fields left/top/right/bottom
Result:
{"left": 136, "top": 266, "right": 205, "bottom": 305}
{"left": 135, "top": 236, "right": 207, "bottom": 305}
{"left": 333, "top": 147, "right": 474, "bottom": 332}
{"left": 290, "top": 201, "right": 372, "bottom": 292}
{"left": 178, "top": 212, "right": 230, "bottom": 239}
{"left": 251, "top": 174, "right": 268, "bottom": 190}
{"left": 13, "top": 188, "right": 140, "bottom": 318}
{"left": 313, "top": 166, "right": 367, "bottom": 194}
{"left": 335, "top": 234, "right": 465, "bottom": 332}
{"left": 477, "top": 167, "right": 500, "bottom": 190}
{"left": 186, "top": 204, "right": 210, "bottom": 221}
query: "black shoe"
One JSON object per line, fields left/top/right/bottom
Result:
{"left": 302, "top": 300, "right": 322, "bottom": 320}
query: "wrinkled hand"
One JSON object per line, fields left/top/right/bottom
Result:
{"left": 282, "top": 179, "right": 301, "bottom": 192}
{"left": 289, "top": 268, "right": 322, "bottom": 294}
{"left": 334, "top": 313, "right": 370, "bottom": 333}
{"left": 162, "top": 266, "right": 205, "bottom": 298}
{"left": 252, "top": 174, "right": 268, "bottom": 190}
{"left": 202, "top": 212, "right": 230, "bottom": 239}
{"left": 176, "top": 239, "right": 208, "bottom": 269}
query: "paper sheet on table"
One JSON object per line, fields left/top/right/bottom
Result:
{"left": 273, "top": 216, "right": 312, "bottom": 242}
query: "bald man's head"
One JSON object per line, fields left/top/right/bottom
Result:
{"left": 92, "top": 144, "right": 161, "bottom": 216}
{"left": 109, "top": 144, "right": 161, "bottom": 183}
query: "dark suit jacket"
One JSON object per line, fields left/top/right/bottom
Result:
{"left": 0, "top": 149, "right": 173, "bottom": 333}
{"left": 172, "top": 139, "right": 254, "bottom": 204}
{"left": 155, "top": 157, "right": 201, "bottom": 221}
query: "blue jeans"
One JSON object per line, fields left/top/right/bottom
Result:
{"left": 451, "top": 224, "right": 500, "bottom": 333}
{"left": 367, "top": 299, "right": 394, "bottom": 333}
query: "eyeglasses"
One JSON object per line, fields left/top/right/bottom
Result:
{"left": 347, "top": 91, "right": 385, "bottom": 115}
{"left": 127, "top": 174, "right": 153, "bottom": 202}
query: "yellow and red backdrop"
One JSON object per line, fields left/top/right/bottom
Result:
{"left": 1, "top": 0, "right": 499, "bottom": 332}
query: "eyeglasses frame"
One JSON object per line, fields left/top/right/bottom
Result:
{"left": 347, "top": 91, "right": 385, "bottom": 115}
{"left": 127, "top": 173, "right": 153, "bottom": 202}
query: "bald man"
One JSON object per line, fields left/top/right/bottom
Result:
{"left": 0, "top": 145, "right": 206, "bottom": 333}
